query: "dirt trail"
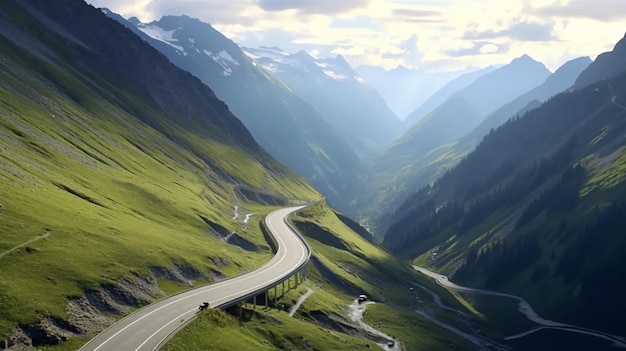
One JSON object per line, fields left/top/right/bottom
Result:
{"left": 244, "top": 213, "right": 252, "bottom": 224}
{"left": 232, "top": 205, "right": 239, "bottom": 220}
{"left": 347, "top": 300, "right": 401, "bottom": 351}
{"left": 0, "top": 232, "right": 50, "bottom": 259}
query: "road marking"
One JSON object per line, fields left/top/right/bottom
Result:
{"left": 136, "top": 309, "right": 194, "bottom": 351}
{"left": 147, "top": 208, "right": 308, "bottom": 351}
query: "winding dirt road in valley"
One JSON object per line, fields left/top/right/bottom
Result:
{"left": 414, "top": 266, "right": 626, "bottom": 348}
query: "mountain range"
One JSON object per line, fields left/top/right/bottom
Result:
{"left": 106, "top": 13, "right": 364, "bottom": 211}
{"left": 243, "top": 46, "right": 402, "bottom": 158}
{"left": 356, "top": 55, "right": 556, "bottom": 231}
{"left": 355, "top": 65, "right": 477, "bottom": 120}
{"left": 397, "top": 54, "right": 551, "bottom": 159}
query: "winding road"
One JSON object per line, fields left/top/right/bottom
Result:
{"left": 79, "top": 206, "right": 310, "bottom": 351}
{"left": 414, "top": 266, "right": 626, "bottom": 348}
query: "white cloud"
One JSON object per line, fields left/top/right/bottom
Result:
{"left": 258, "top": 0, "right": 370, "bottom": 14}
{"left": 86, "top": 0, "right": 624, "bottom": 72}
{"left": 479, "top": 43, "right": 499, "bottom": 54}
{"left": 331, "top": 46, "right": 366, "bottom": 57}
{"left": 531, "top": 0, "right": 626, "bottom": 21}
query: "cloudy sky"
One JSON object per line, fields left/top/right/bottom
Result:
{"left": 85, "top": 0, "right": 626, "bottom": 72}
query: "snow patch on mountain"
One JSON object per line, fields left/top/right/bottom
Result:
{"left": 217, "top": 50, "right": 239, "bottom": 66}
{"left": 242, "top": 47, "right": 301, "bottom": 72}
{"left": 243, "top": 46, "right": 362, "bottom": 82}
{"left": 203, "top": 49, "right": 239, "bottom": 76}
{"left": 245, "top": 46, "right": 290, "bottom": 61}
{"left": 315, "top": 61, "right": 348, "bottom": 80}
{"left": 137, "top": 24, "right": 185, "bottom": 53}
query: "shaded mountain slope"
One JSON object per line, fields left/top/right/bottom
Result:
{"left": 383, "top": 65, "right": 626, "bottom": 335}
{"left": 575, "top": 33, "right": 626, "bottom": 88}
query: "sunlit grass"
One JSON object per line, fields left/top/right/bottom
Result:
{"left": 0, "top": 35, "right": 319, "bottom": 340}
{"left": 162, "top": 308, "right": 378, "bottom": 351}
{"left": 581, "top": 147, "right": 626, "bottom": 195}
{"left": 164, "top": 202, "right": 489, "bottom": 350}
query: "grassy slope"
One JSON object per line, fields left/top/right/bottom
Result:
{"left": 163, "top": 308, "right": 378, "bottom": 351}
{"left": 164, "top": 202, "right": 494, "bottom": 350}
{"left": 0, "top": 30, "right": 319, "bottom": 340}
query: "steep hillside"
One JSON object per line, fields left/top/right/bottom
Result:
{"left": 0, "top": 0, "right": 319, "bottom": 347}
{"left": 244, "top": 47, "right": 402, "bottom": 158}
{"left": 383, "top": 64, "right": 626, "bottom": 336}
{"left": 107, "top": 13, "right": 362, "bottom": 213}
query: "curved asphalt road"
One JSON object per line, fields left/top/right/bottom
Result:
{"left": 79, "top": 205, "right": 309, "bottom": 351}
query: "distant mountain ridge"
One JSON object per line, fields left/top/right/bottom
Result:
{"left": 402, "top": 66, "right": 496, "bottom": 128}
{"left": 244, "top": 46, "right": 402, "bottom": 158}
{"left": 109, "top": 13, "right": 364, "bottom": 211}
{"left": 454, "top": 54, "right": 550, "bottom": 114}
{"left": 463, "top": 56, "right": 592, "bottom": 150}
{"left": 371, "top": 54, "right": 550, "bottom": 174}
{"left": 355, "top": 65, "right": 477, "bottom": 120}
{"left": 355, "top": 55, "right": 558, "bottom": 233}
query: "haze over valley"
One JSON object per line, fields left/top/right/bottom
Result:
{"left": 1, "top": 0, "right": 626, "bottom": 350}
